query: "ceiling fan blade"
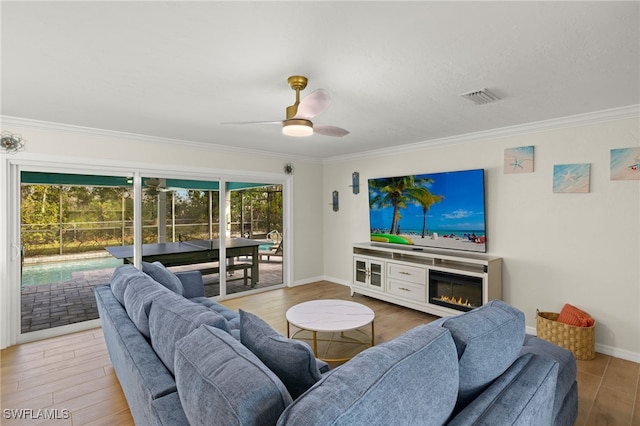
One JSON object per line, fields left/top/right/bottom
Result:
{"left": 221, "top": 121, "right": 281, "bottom": 125}
{"left": 294, "top": 89, "right": 331, "bottom": 119}
{"left": 144, "top": 178, "right": 162, "bottom": 187}
{"left": 313, "top": 125, "right": 350, "bottom": 137}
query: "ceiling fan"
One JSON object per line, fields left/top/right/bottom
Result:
{"left": 144, "top": 178, "right": 173, "bottom": 196}
{"left": 224, "top": 76, "right": 349, "bottom": 137}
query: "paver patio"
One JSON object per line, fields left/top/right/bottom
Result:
{"left": 20, "top": 259, "right": 283, "bottom": 333}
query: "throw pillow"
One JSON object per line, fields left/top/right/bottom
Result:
{"left": 122, "top": 276, "right": 176, "bottom": 339}
{"left": 278, "top": 324, "right": 459, "bottom": 426}
{"left": 110, "top": 264, "right": 148, "bottom": 306}
{"left": 141, "top": 261, "right": 184, "bottom": 296}
{"left": 149, "top": 292, "right": 229, "bottom": 374}
{"left": 438, "top": 299, "right": 525, "bottom": 412}
{"left": 175, "top": 325, "right": 292, "bottom": 426}
{"left": 557, "top": 304, "right": 594, "bottom": 327}
{"left": 239, "top": 309, "right": 322, "bottom": 399}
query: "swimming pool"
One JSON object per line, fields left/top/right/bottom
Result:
{"left": 21, "top": 257, "right": 123, "bottom": 286}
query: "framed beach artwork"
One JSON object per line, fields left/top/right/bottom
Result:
{"left": 610, "top": 147, "right": 640, "bottom": 180}
{"left": 553, "top": 163, "right": 591, "bottom": 193}
{"left": 504, "top": 146, "right": 534, "bottom": 173}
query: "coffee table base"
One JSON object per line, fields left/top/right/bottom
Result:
{"left": 286, "top": 299, "right": 376, "bottom": 363}
{"left": 287, "top": 322, "right": 375, "bottom": 363}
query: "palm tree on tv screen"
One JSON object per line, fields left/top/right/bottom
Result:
{"left": 406, "top": 187, "right": 444, "bottom": 238}
{"left": 369, "top": 175, "right": 437, "bottom": 235}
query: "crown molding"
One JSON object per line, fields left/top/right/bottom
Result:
{"left": 324, "top": 104, "right": 640, "bottom": 164}
{"left": 0, "top": 116, "right": 322, "bottom": 164}
{"left": 2, "top": 105, "right": 638, "bottom": 165}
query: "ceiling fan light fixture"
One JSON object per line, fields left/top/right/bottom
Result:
{"left": 282, "top": 119, "right": 313, "bottom": 137}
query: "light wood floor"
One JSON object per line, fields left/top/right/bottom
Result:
{"left": 1, "top": 281, "right": 638, "bottom": 425}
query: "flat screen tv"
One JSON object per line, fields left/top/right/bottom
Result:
{"left": 368, "top": 168, "right": 487, "bottom": 253}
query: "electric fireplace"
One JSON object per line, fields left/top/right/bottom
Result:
{"left": 429, "top": 270, "right": 483, "bottom": 312}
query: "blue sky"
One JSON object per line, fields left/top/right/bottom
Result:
{"left": 369, "top": 169, "right": 486, "bottom": 232}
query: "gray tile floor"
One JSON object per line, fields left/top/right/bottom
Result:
{"left": 20, "top": 258, "right": 283, "bottom": 333}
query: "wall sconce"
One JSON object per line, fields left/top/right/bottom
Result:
{"left": 350, "top": 172, "right": 360, "bottom": 194}
{"left": 1, "top": 131, "right": 25, "bottom": 153}
{"left": 332, "top": 190, "right": 339, "bottom": 212}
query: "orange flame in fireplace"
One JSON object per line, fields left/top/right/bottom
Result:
{"left": 439, "top": 295, "right": 472, "bottom": 307}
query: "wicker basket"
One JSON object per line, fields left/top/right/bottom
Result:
{"left": 536, "top": 311, "right": 595, "bottom": 360}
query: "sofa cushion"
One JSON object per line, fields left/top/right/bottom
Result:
{"left": 239, "top": 309, "right": 322, "bottom": 399}
{"left": 150, "top": 392, "right": 191, "bottom": 426}
{"left": 276, "top": 324, "right": 459, "bottom": 426}
{"left": 190, "top": 296, "right": 241, "bottom": 339}
{"left": 175, "top": 270, "right": 205, "bottom": 299}
{"left": 190, "top": 296, "right": 240, "bottom": 321}
{"left": 447, "top": 353, "right": 558, "bottom": 426}
{"left": 123, "top": 275, "right": 176, "bottom": 339}
{"left": 149, "top": 292, "right": 229, "bottom": 374}
{"left": 521, "top": 334, "right": 578, "bottom": 425}
{"left": 175, "top": 325, "right": 293, "bottom": 426}
{"left": 142, "top": 261, "right": 184, "bottom": 296}
{"left": 110, "top": 264, "right": 150, "bottom": 306}
{"left": 94, "top": 285, "right": 179, "bottom": 407}
{"left": 437, "top": 299, "right": 525, "bottom": 411}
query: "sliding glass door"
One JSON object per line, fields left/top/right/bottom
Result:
{"left": 20, "top": 172, "right": 133, "bottom": 334}
{"left": 17, "top": 170, "right": 285, "bottom": 337}
{"left": 140, "top": 176, "right": 222, "bottom": 297}
{"left": 226, "top": 182, "right": 284, "bottom": 296}
{"left": 137, "top": 178, "right": 284, "bottom": 298}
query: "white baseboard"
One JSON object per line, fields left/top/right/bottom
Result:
{"left": 293, "top": 275, "right": 351, "bottom": 287}
{"left": 291, "top": 276, "right": 326, "bottom": 287}
{"left": 593, "top": 343, "right": 640, "bottom": 363}
{"left": 525, "top": 325, "right": 640, "bottom": 363}
{"left": 525, "top": 325, "right": 536, "bottom": 337}
{"left": 324, "top": 276, "right": 351, "bottom": 287}
{"left": 17, "top": 319, "right": 102, "bottom": 345}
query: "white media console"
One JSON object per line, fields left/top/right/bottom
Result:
{"left": 352, "top": 242, "right": 502, "bottom": 317}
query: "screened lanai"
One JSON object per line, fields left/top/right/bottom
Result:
{"left": 19, "top": 171, "right": 284, "bottom": 334}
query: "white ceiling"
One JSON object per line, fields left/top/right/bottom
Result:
{"left": 2, "top": 1, "right": 639, "bottom": 160}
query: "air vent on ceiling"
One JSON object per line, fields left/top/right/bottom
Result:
{"left": 460, "top": 89, "right": 500, "bottom": 105}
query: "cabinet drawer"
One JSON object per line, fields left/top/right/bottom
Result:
{"left": 388, "top": 279, "right": 425, "bottom": 302}
{"left": 387, "top": 263, "right": 426, "bottom": 284}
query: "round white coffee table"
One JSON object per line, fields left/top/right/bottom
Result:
{"left": 286, "top": 299, "right": 375, "bottom": 362}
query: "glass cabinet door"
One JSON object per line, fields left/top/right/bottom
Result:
{"left": 369, "top": 262, "right": 383, "bottom": 289}
{"left": 353, "top": 257, "right": 385, "bottom": 291}
{"left": 354, "top": 258, "right": 368, "bottom": 285}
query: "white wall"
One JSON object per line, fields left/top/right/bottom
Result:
{"left": 322, "top": 115, "right": 640, "bottom": 361}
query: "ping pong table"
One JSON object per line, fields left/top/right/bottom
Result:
{"left": 105, "top": 238, "right": 261, "bottom": 285}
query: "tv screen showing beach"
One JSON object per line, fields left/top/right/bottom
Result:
{"left": 368, "top": 169, "right": 486, "bottom": 253}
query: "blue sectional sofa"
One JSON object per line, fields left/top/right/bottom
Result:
{"left": 95, "top": 263, "right": 577, "bottom": 426}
